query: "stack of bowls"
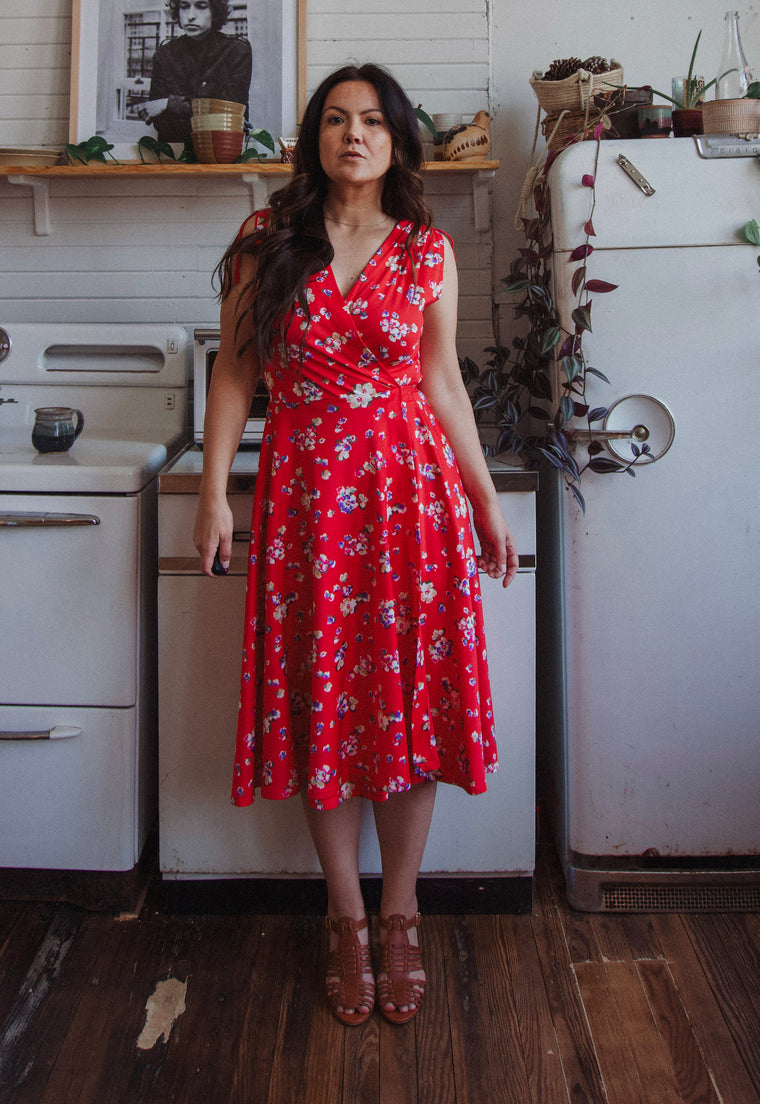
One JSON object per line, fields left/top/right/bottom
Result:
{"left": 191, "top": 99, "right": 246, "bottom": 163}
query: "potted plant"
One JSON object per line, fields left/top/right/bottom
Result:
{"left": 649, "top": 30, "right": 735, "bottom": 136}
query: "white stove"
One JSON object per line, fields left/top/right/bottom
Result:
{"left": 0, "top": 323, "right": 191, "bottom": 875}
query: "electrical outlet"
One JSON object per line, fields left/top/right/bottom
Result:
{"left": 164, "top": 391, "right": 175, "bottom": 410}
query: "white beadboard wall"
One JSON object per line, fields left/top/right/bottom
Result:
{"left": 2, "top": 0, "right": 758, "bottom": 356}
{"left": 0, "top": 0, "right": 495, "bottom": 358}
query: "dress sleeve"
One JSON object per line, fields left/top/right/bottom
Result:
{"left": 421, "top": 227, "right": 451, "bottom": 306}
{"left": 232, "top": 210, "right": 269, "bottom": 283}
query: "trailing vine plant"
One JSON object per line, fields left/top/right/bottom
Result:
{"left": 462, "top": 121, "right": 653, "bottom": 511}
{"left": 65, "top": 135, "right": 120, "bottom": 165}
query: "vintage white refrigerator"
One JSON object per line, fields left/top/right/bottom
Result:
{"left": 539, "top": 138, "right": 760, "bottom": 911}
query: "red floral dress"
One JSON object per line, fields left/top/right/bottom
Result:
{"left": 232, "top": 216, "right": 499, "bottom": 810}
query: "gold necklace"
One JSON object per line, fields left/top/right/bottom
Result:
{"left": 324, "top": 212, "right": 392, "bottom": 230}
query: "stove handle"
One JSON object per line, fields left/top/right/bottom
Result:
{"left": 0, "top": 726, "right": 81, "bottom": 741}
{"left": 0, "top": 512, "right": 100, "bottom": 527}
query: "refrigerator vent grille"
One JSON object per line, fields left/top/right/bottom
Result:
{"left": 602, "top": 884, "right": 760, "bottom": 913}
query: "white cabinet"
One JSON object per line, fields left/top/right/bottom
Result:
{"left": 158, "top": 451, "right": 536, "bottom": 892}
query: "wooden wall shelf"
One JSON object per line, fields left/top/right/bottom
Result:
{"left": 1, "top": 160, "right": 499, "bottom": 236}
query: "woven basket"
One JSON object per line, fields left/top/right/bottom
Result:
{"left": 541, "top": 110, "right": 607, "bottom": 152}
{"left": 530, "top": 62, "right": 624, "bottom": 114}
{"left": 702, "top": 98, "right": 760, "bottom": 135}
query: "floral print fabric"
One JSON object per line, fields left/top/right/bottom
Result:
{"left": 232, "top": 216, "right": 499, "bottom": 810}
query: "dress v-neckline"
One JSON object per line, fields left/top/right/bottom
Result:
{"left": 328, "top": 220, "right": 402, "bottom": 301}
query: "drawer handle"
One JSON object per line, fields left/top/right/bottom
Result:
{"left": 0, "top": 725, "right": 82, "bottom": 741}
{"left": 0, "top": 512, "right": 100, "bottom": 527}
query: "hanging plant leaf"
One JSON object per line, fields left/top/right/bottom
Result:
{"left": 572, "top": 303, "right": 593, "bottom": 332}
{"left": 584, "top": 218, "right": 596, "bottom": 236}
{"left": 540, "top": 326, "right": 562, "bottom": 354}
{"left": 744, "top": 219, "right": 760, "bottom": 247}
{"left": 585, "top": 365, "right": 611, "bottom": 384}
{"left": 587, "top": 440, "right": 604, "bottom": 456}
{"left": 569, "top": 243, "right": 593, "bottom": 261}
{"left": 585, "top": 279, "right": 619, "bottom": 293}
{"left": 560, "top": 395, "right": 575, "bottom": 424}
{"left": 588, "top": 456, "right": 625, "bottom": 473}
{"left": 571, "top": 265, "right": 586, "bottom": 296}
{"left": 588, "top": 406, "right": 608, "bottom": 423}
{"left": 581, "top": 174, "right": 595, "bottom": 188}
{"left": 561, "top": 355, "right": 582, "bottom": 382}
{"left": 568, "top": 483, "right": 586, "bottom": 512}
{"left": 502, "top": 276, "right": 530, "bottom": 294}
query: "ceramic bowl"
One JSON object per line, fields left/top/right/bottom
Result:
{"left": 192, "top": 130, "right": 245, "bottom": 164}
{"left": 191, "top": 98, "right": 246, "bottom": 115}
{"left": 191, "top": 112, "right": 245, "bottom": 132}
{"left": 0, "top": 147, "right": 63, "bottom": 167}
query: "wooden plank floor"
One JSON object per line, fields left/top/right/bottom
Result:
{"left": 0, "top": 843, "right": 759, "bottom": 1104}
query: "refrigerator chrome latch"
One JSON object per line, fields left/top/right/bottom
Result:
{"left": 617, "top": 154, "right": 655, "bottom": 197}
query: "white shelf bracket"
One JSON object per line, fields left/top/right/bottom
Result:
{"left": 472, "top": 169, "right": 495, "bottom": 233}
{"left": 7, "top": 175, "right": 52, "bottom": 236}
{"left": 241, "top": 171, "right": 275, "bottom": 212}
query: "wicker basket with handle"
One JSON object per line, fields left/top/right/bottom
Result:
{"left": 530, "top": 62, "right": 624, "bottom": 114}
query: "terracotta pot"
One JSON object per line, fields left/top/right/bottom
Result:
{"left": 672, "top": 108, "right": 703, "bottom": 138}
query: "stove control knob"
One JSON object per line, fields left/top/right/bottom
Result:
{"left": 0, "top": 328, "right": 10, "bottom": 364}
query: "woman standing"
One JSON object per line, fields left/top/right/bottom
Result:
{"left": 194, "top": 63, "right": 518, "bottom": 1026}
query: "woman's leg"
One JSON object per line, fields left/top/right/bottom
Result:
{"left": 301, "top": 793, "right": 373, "bottom": 1017}
{"left": 301, "top": 792, "right": 365, "bottom": 918}
{"left": 373, "top": 781, "right": 437, "bottom": 1016}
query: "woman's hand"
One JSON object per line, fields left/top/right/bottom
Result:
{"left": 472, "top": 502, "right": 519, "bottom": 589}
{"left": 194, "top": 495, "right": 234, "bottom": 577}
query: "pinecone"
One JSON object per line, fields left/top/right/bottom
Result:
{"left": 543, "top": 57, "right": 583, "bottom": 81}
{"left": 581, "top": 56, "right": 611, "bottom": 74}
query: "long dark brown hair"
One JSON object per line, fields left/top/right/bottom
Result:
{"left": 215, "top": 63, "right": 433, "bottom": 366}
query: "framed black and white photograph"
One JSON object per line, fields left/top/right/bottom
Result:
{"left": 70, "top": 0, "right": 306, "bottom": 158}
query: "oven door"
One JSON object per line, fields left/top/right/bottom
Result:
{"left": 0, "top": 492, "right": 141, "bottom": 706}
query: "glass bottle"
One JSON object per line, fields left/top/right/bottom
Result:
{"left": 716, "top": 10, "right": 754, "bottom": 99}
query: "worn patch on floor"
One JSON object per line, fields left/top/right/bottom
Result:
{"left": 136, "top": 977, "right": 187, "bottom": 1050}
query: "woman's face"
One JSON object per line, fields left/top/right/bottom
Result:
{"left": 318, "top": 81, "right": 393, "bottom": 189}
{"left": 178, "top": 0, "right": 213, "bottom": 36}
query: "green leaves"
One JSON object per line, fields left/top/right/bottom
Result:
{"left": 137, "top": 135, "right": 177, "bottom": 163}
{"left": 468, "top": 127, "right": 628, "bottom": 510}
{"left": 743, "top": 219, "right": 760, "bottom": 247}
{"left": 415, "top": 105, "right": 437, "bottom": 139}
{"left": 743, "top": 219, "right": 760, "bottom": 273}
{"left": 65, "top": 135, "right": 118, "bottom": 164}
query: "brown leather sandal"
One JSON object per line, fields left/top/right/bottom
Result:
{"left": 377, "top": 913, "right": 425, "bottom": 1025}
{"left": 325, "top": 916, "right": 375, "bottom": 1026}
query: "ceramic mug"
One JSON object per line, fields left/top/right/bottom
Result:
{"left": 32, "top": 406, "right": 85, "bottom": 453}
{"left": 637, "top": 105, "right": 672, "bottom": 138}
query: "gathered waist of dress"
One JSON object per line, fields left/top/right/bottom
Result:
{"left": 269, "top": 375, "right": 424, "bottom": 411}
